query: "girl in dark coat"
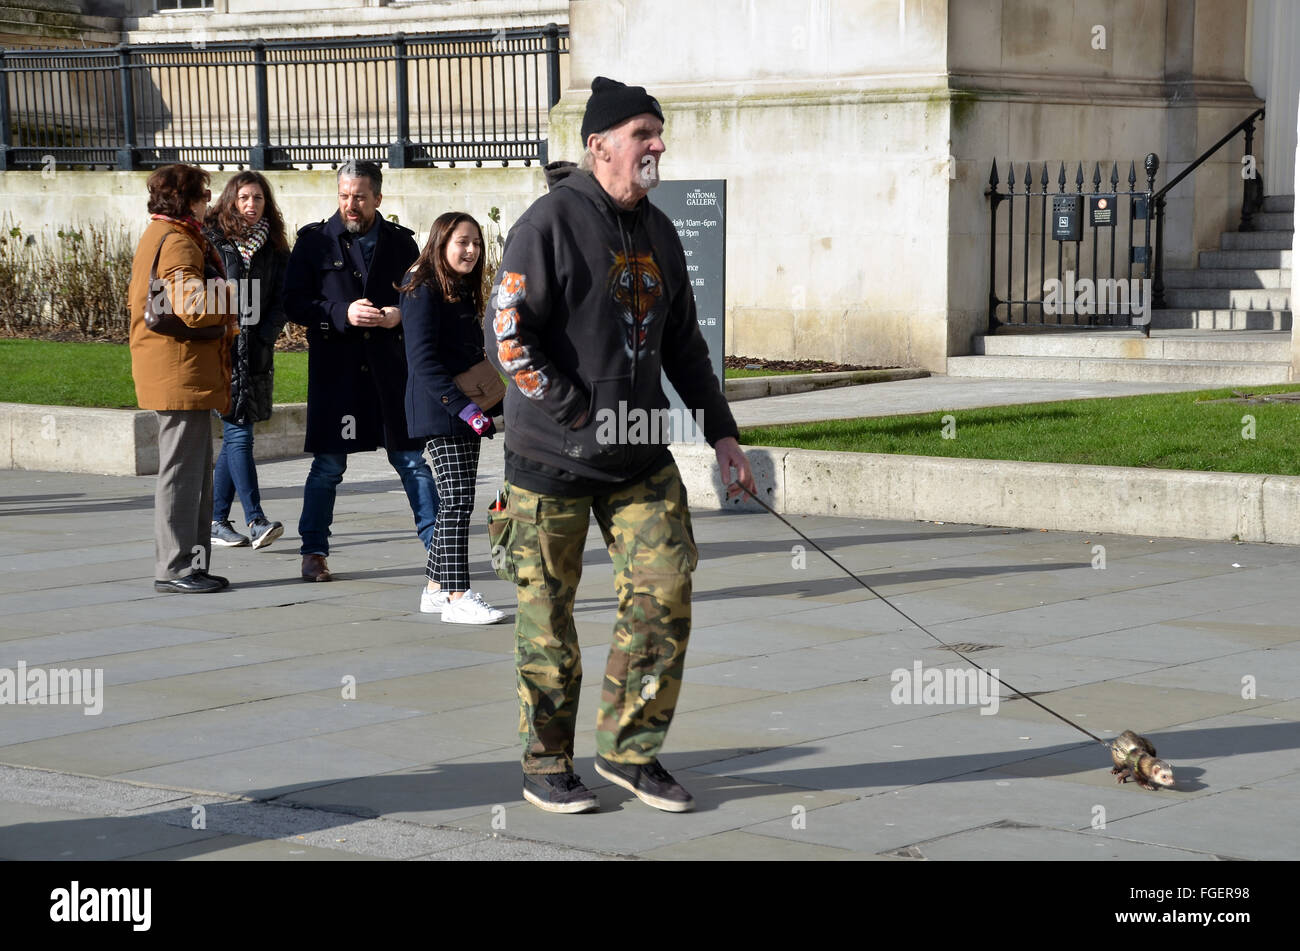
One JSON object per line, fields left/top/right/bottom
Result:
{"left": 401, "top": 212, "right": 506, "bottom": 624}
{"left": 204, "top": 171, "right": 290, "bottom": 550}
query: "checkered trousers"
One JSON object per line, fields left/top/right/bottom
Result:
{"left": 425, "top": 436, "right": 483, "bottom": 590}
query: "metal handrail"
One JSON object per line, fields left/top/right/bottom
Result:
{"left": 1149, "top": 107, "right": 1265, "bottom": 308}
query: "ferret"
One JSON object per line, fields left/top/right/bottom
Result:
{"left": 1110, "top": 730, "right": 1175, "bottom": 790}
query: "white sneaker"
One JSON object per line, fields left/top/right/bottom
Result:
{"left": 420, "top": 587, "right": 449, "bottom": 613}
{"left": 441, "top": 589, "right": 507, "bottom": 625}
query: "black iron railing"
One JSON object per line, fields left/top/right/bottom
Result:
{"left": 0, "top": 25, "right": 569, "bottom": 171}
{"left": 986, "top": 158, "right": 1159, "bottom": 335}
{"left": 1148, "top": 107, "right": 1264, "bottom": 308}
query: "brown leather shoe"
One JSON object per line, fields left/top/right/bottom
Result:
{"left": 301, "top": 554, "right": 332, "bottom": 582}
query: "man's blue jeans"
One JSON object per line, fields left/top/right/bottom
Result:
{"left": 298, "top": 449, "right": 439, "bottom": 556}
{"left": 213, "top": 419, "right": 265, "bottom": 524}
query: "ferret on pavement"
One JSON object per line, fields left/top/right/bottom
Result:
{"left": 1110, "top": 730, "right": 1175, "bottom": 791}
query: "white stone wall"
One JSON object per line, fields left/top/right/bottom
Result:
{"left": 554, "top": 0, "right": 954, "bottom": 370}
{"left": 0, "top": 167, "right": 547, "bottom": 253}
{"left": 550, "top": 0, "right": 1262, "bottom": 370}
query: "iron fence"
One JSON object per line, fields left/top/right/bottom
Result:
{"left": 986, "top": 157, "right": 1158, "bottom": 335}
{"left": 0, "top": 25, "right": 568, "bottom": 171}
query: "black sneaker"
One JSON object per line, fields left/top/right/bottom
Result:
{"left": 248, "top": 517, "right": 284, "bottom": 550}
{"left": 594, "top": 756, "right": 695, "bottom": 813}
{"left": 522, "top": 772, "right": 600, "bottom": 814}
{"left": 211, "top": 520, "right": 250, "bottom": 547}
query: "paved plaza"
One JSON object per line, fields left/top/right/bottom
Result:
{"left": 1, "top": 378, "right": 1298, "bottom": 861}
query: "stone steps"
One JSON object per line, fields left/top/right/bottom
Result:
{"left": 1149, "top": 308, "right": 1291, "bottom": 330}
{"left": 1162, "top": 287, "right": 1291, "bottom": 309}
{"left": 971, "top": 197, "right": 1294, "bottom": 383}
{"left": 976, "top": 332, "right": 1290, "bottom": 363}
{"left": 1198, "top": 248, "right": 1290, "bottom": 269}
{"left": 1163, "top": 267, "right": 1290, "bottom": 288}
{"left": 1221, "top": 230, "right": 1294, "bottom": 250}
{"left": 1246, "top": 211, "right": 1294, "bottom": 230}
{"left": 948, "top": 353, "right": 1291, "bottom": 384}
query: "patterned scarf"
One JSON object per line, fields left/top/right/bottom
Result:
{"left": 151, "top": 213, "right": 226, "bottom": 278}
{"left": 231, "top": 217, "right": 269, "bottom": 270}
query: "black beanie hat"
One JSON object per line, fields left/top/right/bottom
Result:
{"left": 580, "top": 76, "right": 664, "bottom": 143}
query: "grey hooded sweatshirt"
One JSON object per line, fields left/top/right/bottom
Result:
{"left": 484, "top": 168, "right": 736, "bottom": 492}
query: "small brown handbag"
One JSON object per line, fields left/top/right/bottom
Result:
{"left": 453, "top": 359, "right": 506, "bottom": 414}
{"left": 144, "top": 234, "right": 227, "bottom": 341}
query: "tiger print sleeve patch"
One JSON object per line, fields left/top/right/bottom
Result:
{"left": 495, "top": 271, "right": 526, "bottom": 311}
{"left": 513, "top": 368, "right": 549, "bottom": 399}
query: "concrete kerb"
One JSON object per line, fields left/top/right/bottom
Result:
{"left": 0, "top": 367, "right": 927, "bottom": 475}
{"left": 0, "top": 401, "right": 309, "bottom": 476}
{"left": 671, "top": 442, "right": 1300, "bottom": 546}
{"left": 724, "top": 368, "right": 929, "bottom": 401}
{"left": 9, "top": 397, "right": 1300, "bottom": 545}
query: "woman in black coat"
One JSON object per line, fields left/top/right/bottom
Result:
{"left": 401, "top": 211, "right": 506, "bottom": 624}
{"left": 204, "top": 171, "right": 290, "bottom": 551}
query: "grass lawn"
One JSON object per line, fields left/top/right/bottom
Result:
{"left": 741, "top": 385, "right": 1300, "bottom": 476}
{"left": 0, "top": 339, "right": 308, "bottom": 408}
{"left": 0, "top": 339, "right": 800, "bottom": 409}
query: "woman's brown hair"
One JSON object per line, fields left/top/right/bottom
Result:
{"left": 146, "top": 164, "right": 211, "bottom": 219}
{"left": 397, "top": 211, "right": 484, "bottom": 312}
{"left": 209, "top": 171, "right": 290, "bottom": 253}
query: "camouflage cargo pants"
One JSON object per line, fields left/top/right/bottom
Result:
{"left": 488, "top": 459, "right": 698, "bottom": 774}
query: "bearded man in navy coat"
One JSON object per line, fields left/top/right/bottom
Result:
{"left": 284, "top": 160, "right": 438, "bottom": 582}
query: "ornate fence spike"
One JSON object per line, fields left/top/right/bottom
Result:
{"left": 988, "top": 155, "right": 1153, "bottom": 334}
{"left": 988, "top": 159, "right": 999, "bottom": 188}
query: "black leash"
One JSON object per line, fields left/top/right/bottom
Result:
{"left": 727, "top": 482, "right": 1110, "bottom": 748}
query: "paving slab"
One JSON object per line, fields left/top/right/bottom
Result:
{"left": 739, "top": 768, "right": 1174, "bottom": 855}
{"left": 907, "top": 824, "right": 1218, "bottom": 861}
{"left": 451, "top": 766, "right": 854, "bottom": 857}
{"left": 639, "top": 828, "right": 894, "bottom": 860}
{"left": 0, "top": 800, "right": 226, "bottom": 860}
{"left": 124, "top": 834, "right": 380, "bottom": 861}
{"left": 1, "top": 420, "right": 1297, "bottom": 860}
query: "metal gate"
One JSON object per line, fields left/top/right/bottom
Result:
{"left": 986, "top": 157, "right": 1158, "bottom": 335}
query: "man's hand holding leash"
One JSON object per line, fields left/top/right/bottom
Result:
{"left": 714, "top": 436, "right": 755, "bottom": 500}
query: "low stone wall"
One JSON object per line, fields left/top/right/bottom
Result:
{"left": 0, "top": 402, "right": 308, "bottom": 477}
{"left": 672, "top": 443, "right": 1300, "bottom": 546}
{"left": 1, "top": 370, "right": 887, "bottom": 476}
{"left": 11, "top": 400, "right": 1300, "bottom": 546}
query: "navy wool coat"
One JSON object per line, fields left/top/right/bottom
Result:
{"left": 284, "top": 212, "right": 422, "bottom": 454}
{"left": 401, "top": 279, "right": 496, "bottom": 439}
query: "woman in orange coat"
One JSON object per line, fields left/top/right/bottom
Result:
{"left": 128, "top": 164, "right": 236, "bottom": 593}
